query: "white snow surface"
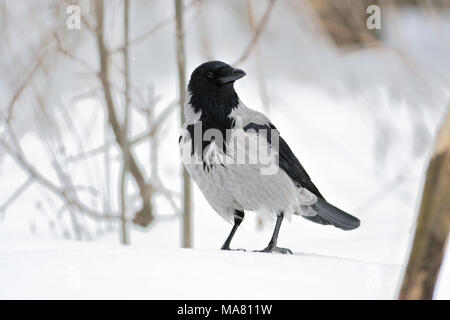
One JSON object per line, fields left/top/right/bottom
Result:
{"left": 0, "top": 230, "right": 448, "bottom": 300}
{"left": 0, "top": 236, "right": 401, "bottom": 300}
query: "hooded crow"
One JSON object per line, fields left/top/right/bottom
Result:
{"left": 179, "top": 61, "right": 360, "bottom": 254}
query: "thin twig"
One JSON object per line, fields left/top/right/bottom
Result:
{"left": 4, "top": 47, "right": 46, "bottom": 122}
{"left": 233, "top": 0, "right": 277, "bottom": 66}
{"left": 54, "top": 33, "right": 97, "bottom": 73}
{"left": 130, "top": 99, "right": 179, "bottom": 145}
{"left": 246, "top": 0, "right": 270, "bottom": 114}
{"left": 0, "top": 177, "right": 33, "bottom": 216}
{"left": 0, "top": 132, "right": 120, "bottom": 221}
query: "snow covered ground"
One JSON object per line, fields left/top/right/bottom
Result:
{"left": 0, "top": 218, "right": 449, "bottom": 300}
{"left": 0, "top": 235, "right": 402, "bottom": 300}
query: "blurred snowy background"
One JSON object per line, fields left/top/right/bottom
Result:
{"left": 0, "top": 0, "right": 449, "bottom": 299}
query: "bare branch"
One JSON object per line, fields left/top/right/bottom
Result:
{"left": 0, "top": 177, "right": 33, "bottom": 216}
{"left": 54, "top": 33, "right": 97, "bottom": 73}
{"left": 65, "top": 98, "right": 178, "bottom": 163}
{"left": 4, "top": 48, "right": 46, "bottom": 123}
{"left": 246, "top": 0, "right": 270, "bottom": 114}
{"left": 0, "top": 131, "right": 120, "bottom": 221}
{"left": 233, "top": 0, "right": 277, "bottom": 66}
{"left": 66, "top": 141, "right": 113, "bottom": 163}
{"left": 130, "top": 99, "right": 179, "bottom": 145}
{"left": 175, "top": 0, "right": 192, "bottom": 248}
{"left": 119, "top": 0, "right": 131, "bottom": 245}
{"left": 95, "top": 0, "right": 154, "bottom": 227}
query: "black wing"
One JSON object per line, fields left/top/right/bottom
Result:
{"left": 243, "top": 122, "right": 324, "bottom": 199}
{"left": 244, "top": 122, "right": 362, "bottom": 230}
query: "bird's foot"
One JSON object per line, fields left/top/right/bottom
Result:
{"left": 221, "top": 245, "right": 246, "bottom": 252}
{"left": 254, "top": 246, "right": 293, "bottom": 255}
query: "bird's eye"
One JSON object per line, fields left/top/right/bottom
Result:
{"left": 206, "top": 71, "right": 214, "bottom": 79}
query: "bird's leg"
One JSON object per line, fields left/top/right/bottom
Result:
{"left": 255, "top": 212, "right": 292, "bottom": 254}
{"left": 221, "top": 210, "right": 246, "bottom": 251}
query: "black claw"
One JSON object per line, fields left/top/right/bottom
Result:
{"left": 221, "top": 246, "right": 246, "bottom": 252}
{"left": 253, "top": 246, "right": 292, "bottom": 255}
{"left": 273, "top": 247, "right": 293, "bottom": 255}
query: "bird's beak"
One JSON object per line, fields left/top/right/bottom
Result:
{"left": 217, "top": 67, "right": 246, "bottom": 85}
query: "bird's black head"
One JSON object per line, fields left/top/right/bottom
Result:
{"left": 187, "top": 61, "right": 246, "bottom": 116}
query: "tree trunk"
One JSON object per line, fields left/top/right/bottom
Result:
{"left": 95, "top": 0, "right": 153, "bottom": 229}
{"left": 175, "top": 0, "right": 192, "bottom": 248}
{"left": 399, "top": 109, "right": 450, "bottom": 299}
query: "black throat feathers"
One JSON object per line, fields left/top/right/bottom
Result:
{"left": 187, "top": 84, "right": 239, "bottom": 158}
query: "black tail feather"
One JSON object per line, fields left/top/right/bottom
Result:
{"left": 308, "top": 198, "right": 360, "bottom": 231}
